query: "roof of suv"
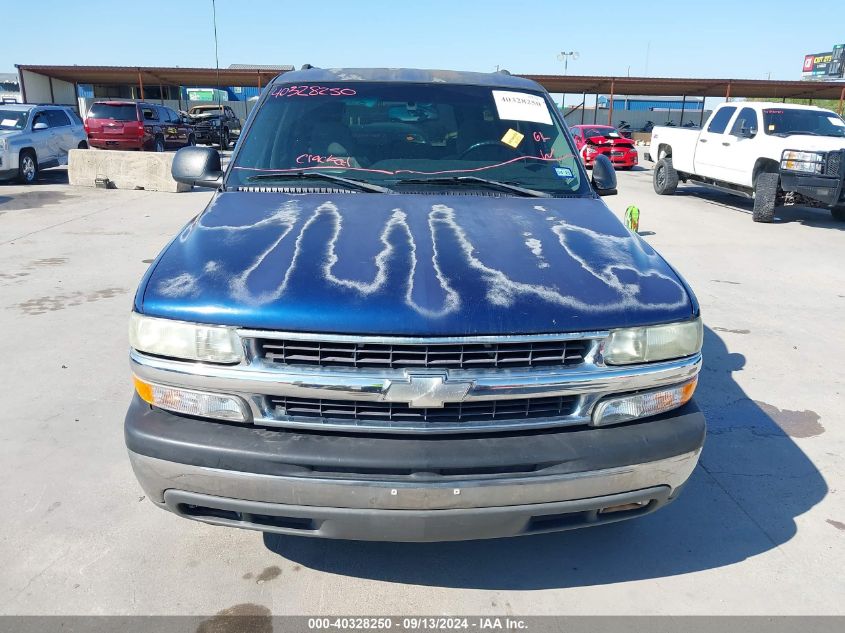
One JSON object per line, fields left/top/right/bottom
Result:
{"left": 271, "top": 67, "right": 544, "bottom": 91}
{"left": 734, "top": 101, "right": 832, "bottom": 112}
{"left": 0, "top": 103, "right": 68, "bottom": 112}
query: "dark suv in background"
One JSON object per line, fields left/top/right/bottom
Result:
{"left": 85, "top": 101, "right": 196, "bottom": 151}
{"left": 185, "top": 104, "right": 241, "bottom": 149}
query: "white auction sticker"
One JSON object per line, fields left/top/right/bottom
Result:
{"left": 1, "top": 119, "right": 17, "bottom": 127}
{"left": 828, "top": 116, "right": 845, "bottom": 127}
{"left": 492, "top": 90, "right": 552, "bottom": 125}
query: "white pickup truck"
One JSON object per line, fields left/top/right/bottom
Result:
{"left": 648, "top": 102, "right": 845, "bottom": 222}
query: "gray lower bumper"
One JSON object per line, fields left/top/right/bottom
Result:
{"left": 129, "top": 449, "right": 700, "bottom": 541}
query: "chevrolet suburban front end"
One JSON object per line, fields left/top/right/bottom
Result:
{"left": 125, "top": 67, "right": 705, "bottom": 542}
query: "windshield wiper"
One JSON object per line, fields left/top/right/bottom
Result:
{"left": 392, "top": 176, "right": 551, "bottom": 198}
{"left": 773, "top": 131, "right": 835, "bottom": 137}
{"left": 246, "top": 171, "right": 393, "bottom": 194}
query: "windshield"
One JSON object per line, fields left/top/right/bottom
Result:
{"left": 189, "top": 106, "right": 223, "bottom": 116}
{"left": 763, "top": 108, "right": 845, "bottom": 137}
{"left": 88, "top": 103, "right": 138, "bottom": 121}
{"left": 0, "top": 109, "right": 29, "bottom": 130}
{"left": 229, "top": 82, "right": 588, "bottom": 196}
{"left": 580, "top": 126, "right": 621, "bottom": 138}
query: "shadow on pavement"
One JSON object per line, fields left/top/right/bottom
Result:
{"left": 264, "top": 327, "right": 826, "bottom": 589}
{"left": 38, "top": 167, "right": 70, "bottom": 185}
{"left": 678, "top": 186, "right": 845, "bottom": 230}
{"left": 0, "top": 167, "right": 69, "bottom": 187}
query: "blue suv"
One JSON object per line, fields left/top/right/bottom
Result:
{"left": 125, "top": 68, "right": 705, "bottom": 542}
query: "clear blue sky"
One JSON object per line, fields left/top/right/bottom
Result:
{"left": 0, "top": 0, "right": 839, "bottom": 83}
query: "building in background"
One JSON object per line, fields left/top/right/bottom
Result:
{"left": 14, "top": 63, "right": 296, "bottom": 120}
{"left": 0, "top": 73, "right": 21, "bottom": 103}
{"left": 74, "top": 64, "right": 294, "bottom": 104}
{"left": 596, "top": 95, "right": 704, "bottom": 111}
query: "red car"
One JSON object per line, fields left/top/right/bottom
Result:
{"left": 85, "top": 101, "right": 196, "bottom": 151}
{"left": 569, "top": 125, "right": 638, "bottom": 169}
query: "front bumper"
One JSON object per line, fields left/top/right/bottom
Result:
{"left": 89, "top": 137, "right": 144, "bottom": 151}
{"left": 583, "top": 149, "right": 638, "bottom": 168}
{"left": 780, "top": 172, "right": 845, "bottom": 206}
{"left": 0, "top": 149, "right": 18, "bottom": 178}
{"left": 126, "top": 396, "right": 705, "bottom": 541}
{"left": 780, "top": 149, "right": 845, "bottom": 207}
{"left": 194, "top": 128, "right": 223, "bottom": 143}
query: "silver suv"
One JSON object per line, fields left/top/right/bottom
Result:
{"left": 0, "top": 104, "right": 88, "bottom": 184}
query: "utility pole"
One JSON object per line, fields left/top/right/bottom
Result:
{"left": 557, "top": 51, "right": 579, "bottom": 112}
{"left": 212, "top": 0, "right": 221, "bottom": 107}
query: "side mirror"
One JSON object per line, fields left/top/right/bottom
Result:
{"left": 591, "top": 154, "right": 617, "bottom": 196}
{"left": 172, "top": 146, "right": 223, "bottom": 188}
{"left": 33, "top": 121, "right": 48, "bottom": 131}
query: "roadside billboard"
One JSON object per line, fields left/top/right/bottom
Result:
{"left": 802, "top": 44, "right": 844, "bottom": 79}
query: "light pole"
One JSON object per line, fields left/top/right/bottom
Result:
{"left": 556, "top": 51, "right": 579, "bottom": 111}
{"left": 557, "top": 51, "right": 579, "bottom": 75}
{"left": 212, "top": 0, "right": 221, "bottom": 107}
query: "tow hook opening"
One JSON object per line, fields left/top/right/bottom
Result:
{"left": 599, "top": 500, "right": 650, "bottom": 514}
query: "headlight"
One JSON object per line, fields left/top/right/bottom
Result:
{"left": 210, "top": 118, "right": 221, "bottom": 127}
{"left": 129, "top": 312, "right": 243, "bottom": 363}
{"left": 602, "top": 318, "right": 703, "bottom": 365}
{"left": 781, "top": 150, "right": 825, "bottom": 175}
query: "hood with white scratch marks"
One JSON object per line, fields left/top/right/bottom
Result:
{"left": 139, "top": 192, "right": 695, "bottom": 335}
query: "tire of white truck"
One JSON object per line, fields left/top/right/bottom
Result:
{"left": 832, "top": 206, "right": 845, "bottom": 222}
{"left": 653, "top": 157, "right": 678, "bottom": 195}
{"left": 752, "top": 172, "right": 779, "bottom": 223}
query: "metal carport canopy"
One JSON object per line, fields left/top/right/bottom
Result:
{"left": 14, "top": 65, "right": 845, "bottom": 100}
{"left": 15, "top": 64, "right": 292, "bottom": 89}
{"left": 521, "top": 74, "right": 845, "bottom": 100}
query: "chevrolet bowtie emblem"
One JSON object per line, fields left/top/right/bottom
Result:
{"left": 382, "top": 373, "right": 474, "bottom": 408}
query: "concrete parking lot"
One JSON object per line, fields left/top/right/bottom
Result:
{"left": 0, "top": 162, "right": 843, "bottom": 616}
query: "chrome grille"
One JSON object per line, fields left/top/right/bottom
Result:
{"left": 267, "top": 395, "right": 579, "bottom": 425}
{"left": 255, "top": 338, "right": 590, "bottom": 370}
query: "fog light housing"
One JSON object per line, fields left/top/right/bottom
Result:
{"left": 133, "top": 377, "right": 248, "bottom": 422}
{"left": 592, "top": 377, "right": 697, "bottom": 427}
